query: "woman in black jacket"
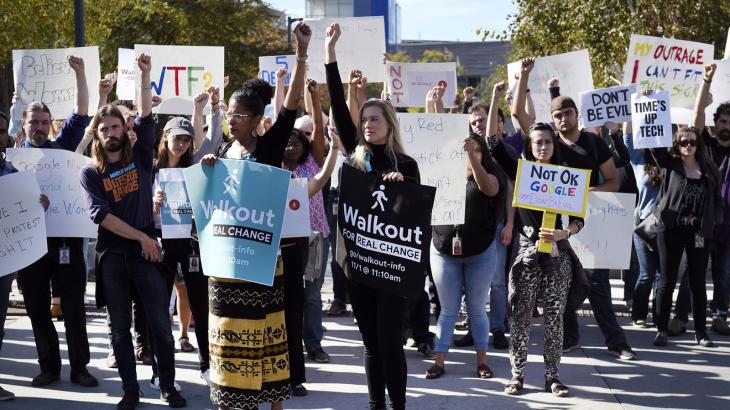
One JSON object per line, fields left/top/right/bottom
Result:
{"left": 325, "top": 23, "right": 419, "bottom": 410}
{"left": 651, "top": 122, "right": 723, "bottom": 348}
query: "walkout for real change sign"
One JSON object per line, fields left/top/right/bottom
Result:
{"left": 12, "top": 46, "right": 101, "bottom": 119}
{"left": 579, "top": 84, "right": 636, "bottom": 128}
{"left": 305, "top": 16, "right": 386, "bottom": 83}
{"left": 134, "top": 45, "right": 224, "bottom": 115}
{"left": 386, "top": 62, "right": 457, "bottom": 108}
{"left": 513, "top": 159, "right": 590, "bottom": 217}
{"left": 116, "top": 48, "right": 136, "bottom": 101}
{"left": 6, "top": 148, "right": 96, "bottom": 238}
{"left": 0, "top": 172, "right": 48, "bottom": 277}
{"left": 623, "top": 34, "right": 713, "bottom": 125}
{"left": 507, "top": 50, "right": 594, "bottom": 123}
{"left": 281, "top": 178, "right": 311, "bottom": 238}
{"left": 338, "top": 164, "right": 435, "bottom": 297}
{"left": 159, "top": 168, "right": 193, "bottom": 239}
{"left": 183, "top": 160, "right": 290, "bottom": 285}
{"left": 259, "top": 55, "right": 295, "bottom": 87}
{"left": 630, "top": 90, "right": 672, "bottom": 149}
{"left": 397, "top": 113, "right": 468, "bottom": 225}
{"left": 562, "top": 192, "right": 636, "bottom": 270}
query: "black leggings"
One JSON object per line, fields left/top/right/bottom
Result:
{"left": 347, "top": 279, "right": 408, "bottom": 410}
{"left": 656, "top": 229, "right": 710, "bottom": 333}
{"left": 282, "top": 239, "right": 307, "bottom": 386}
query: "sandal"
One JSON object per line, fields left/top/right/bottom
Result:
{"left": 477, "top": 363, "right": 493, "bottom": 379}
{"left": 504, "top": 376, "right": 524, "bottom": 395}
{"left": 179, "top": 337, "right": 195, "bottom": 352}
{"left": 425, "top": 364, "right": 445, "bottom": 379}
{"left": 545, "top": 378, "right": 569, "bottom": 397}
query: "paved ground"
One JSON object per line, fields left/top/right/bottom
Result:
{"left": 1, "top": 276, "right": 729, "bottom": 409}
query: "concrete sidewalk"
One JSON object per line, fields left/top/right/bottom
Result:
{"left": 1, "top": 279, "right": 729, "bottom": 409}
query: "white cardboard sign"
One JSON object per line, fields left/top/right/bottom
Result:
{"left": 386, "top": 62, "right": 457, "bottom": 108}
{"left": 6, "top": 148, "right": 97, "bottom": 238}
{"left": 563, "top": 192, "right": 636, "bottom": 270}
{"left": 134, "top": 45, "right": 225, "bottom": 115}
{"left": 397, "top": 113, "right": 468, "bottom": 225}
{"left": 259, "top": 55, "right": 295, "bottom": 87}
{"left": 281, "top": 178, "right": 311, "bottom": 238}
{"left": 579, "top": 84, "right": 636, "bottom": 128}
{"left": 705, "top": 60, "right": 730, "bottom": 126}
{"left": 304, "top": 16, "right": 387, "bottom": 83}
{"left": 12, "top": 46, "right": 101, "bottom": 119}
{"left": 507, "top": 50, "right": 594, "bottom": 123}
{"left": 0, "top": 171, "right": 48, "bottom": 277}
{"left": 724, "top": 28, "right": 729, "bottom": 60}
{"left": 623, "top": 34, "right": 713, "bottom": 125}
{"left": 630, "top": 90, "right": 673, "bottom": 149}
{"left": 116, "top": 48, "right": 136, "bottom": 101}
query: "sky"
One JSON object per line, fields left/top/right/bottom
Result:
{"left": 266, "top": 0, "right": 517, "bottom": 42}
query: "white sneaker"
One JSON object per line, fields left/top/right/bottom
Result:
{"left": 200, "top": 369, "right": 210, "bottom": 386}
{"left": 149, "top": 375, "right": 182, "bottom": 392}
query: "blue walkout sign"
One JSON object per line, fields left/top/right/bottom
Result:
{"left": 183, "top": 160, "right": 291, "bottom": 285}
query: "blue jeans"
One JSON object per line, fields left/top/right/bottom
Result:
{"left": 563, "top": 268, "right": 627, "bottom": 349}
{"left": 0, "top": 274, "right": 13, "bottom": 350}
{"left": 711, "top": 239, "right": 730, "bottom": 316}
{"left": 490, "top": 224, "right": 508, "bottom": 332}
{"left": 632, "top": 233, "right": 661, "bottom": 322}
{"left": 101, "top": 247, "right": 176, "bottom": 393}
{"left": 432, "top": 242, "right": 496, "bottom": 352}
{"left": 304, "top": 235, "right": 330, "bottom": 351}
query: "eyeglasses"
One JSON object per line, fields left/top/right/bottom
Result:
{"left": 225, "top": 113, "right": 250, "bottom": 123}
{"left": 678, "top": 139, "right": 697, "bottom": 147}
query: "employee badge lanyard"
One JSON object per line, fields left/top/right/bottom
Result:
{"left": 59, "top": 240, "right": 70, "bottom": 265}
{"left": 452, "top": 226, "right": 462, "bottom": 256}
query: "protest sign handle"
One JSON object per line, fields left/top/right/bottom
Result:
{"left": 537, "top": 211, "right": 557, "bottom": 254}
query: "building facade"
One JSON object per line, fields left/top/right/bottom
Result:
{"left": 305, "top": 0, "right": 401, "bottom": 49}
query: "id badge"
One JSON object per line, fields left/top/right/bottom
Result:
{"left": 189, "top": 255, "right": 200, "bottom": 272}
{"left": 695, "top": 233, "right": 705, "bottom": 249}
{"left": 59, "top": 247, "right": 70, "bottom": 265}
{"left": 452, "top": 235, "right": 462, "bottom": 256}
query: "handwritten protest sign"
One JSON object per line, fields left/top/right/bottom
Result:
{"left": 134, "top": 45, "right": 224, "bottom": 115}
{"left": 725, "top": 28, "right": 730, "bottom": 60}
{"left": 623, "top": 34, "right": 713, "bottom": 125}
{"left": 116, "top": 48, "right": 136, "bottom": 101}
{"left": 305, "top": 16, "right": 386, "bottom": 83}
{"left": 397, "top": 113, "right": 468, "bottom": 225}
{"left": 386, "top": 62, "right": 457, "bottom": 108}
{"left": 281, "top": 178, "right": 311, "bottom": 238}
{"left": 579, "top": 84, "right": 636, "bottom": 128}
{"left": 704, "top": 60, "right": 730, "bottom": 126}
{"left": 259, "top": 55, "right": 295, "bottom": 87}
{"left": 12, "top": 47, "right": 101, "bottom": 119}
{"left": 159, "top": 168, "right": 192, "bottom": 239}
{"left": 513, "top": 159, "right": 590, "bottom": 217}
{"left": 0, "top": 172, "right": 48, "bottom": 277}
{"left": 338, "top": 164, "right": 435, "bottom": 297}
{"left": 562, "top": 192, "right": 636, "bottom": 269}
{"left": 630, "top": 90, "right": 672, "bottom": 149}
{"left": 507, "top": 50, "right": 594, "bottom": 123}
{"left": 184, "top": 160, "right": 290, "bottom": 285}
{"left": 6, "top": 148, "right": 96, "bottom": 238}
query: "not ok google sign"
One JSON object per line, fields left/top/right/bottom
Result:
{"left": 513, "top": 159, "right": 591, "bottom": 217}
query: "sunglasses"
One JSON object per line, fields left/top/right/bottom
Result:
{"left": 678, "top": 139, "right": 697, "bottom": 148}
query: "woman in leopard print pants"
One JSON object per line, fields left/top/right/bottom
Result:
{"left": 505, "top": 122, "right": 584, "bottom": 397}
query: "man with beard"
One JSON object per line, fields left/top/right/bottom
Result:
{"left": 15, "top": 55, "right": 100, "bottom": 388}
{"left": 512, "top": 57, "right": 638, "bottom": 361}
{"left": 80, "top": 54, "right": 185, "bottom": 409}
{"left": 693, "top": 63, "right": 730, "bottom": 336}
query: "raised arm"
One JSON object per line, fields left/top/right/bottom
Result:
{"left": 425, "top": 87, "right": 438, "bottom": 113}
{"left": 274, "top": 67, "right": 287, "bottom": 118}
{"left": 511, "top": 58, "right": 536, "bottom": 132}
{"left": 137, "top": 53, "right": 152, "bottom": 118}
{"left": 347, "top": 69, "right": 362, "bottom": 127}
{"left": 462, "top": 86, "right": 475, "bottom": 114}
{"left": 434, "top": 84, "right": 445, "bottom": 113}
{"left": 309, "top": 135, "right": 341, "bottom": 197}
{"left": 192, "top": 90, "right": 210, "bottom": 153}
{"left": 486, "top": 81, "right": 505, "bottom": 137}
{"left": 465, "top": 138, "right": 500, "bottom": 196}
{"left": 283, "top": 22, "right": 311, "bottom": 111}
{"left": 307, "top": 79, "right": 326, "bottom": 167}
{"left": 325, "top": 23, "right": 358, "bottom": 154}
{"left": 692, "top": 63, "right": 715, "bottom": 129}
{"left": 68, "top": 55, "right": 89, "bottom": 116}
{"left": 98, "top": 72, "right": 116, "bottom": 108}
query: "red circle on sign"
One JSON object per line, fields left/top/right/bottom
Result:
{"left": 289, "top": 199, "right": 300, "bottom": 210}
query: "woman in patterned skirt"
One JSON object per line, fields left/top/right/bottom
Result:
{"left": 200, "top": 22, "right": 311, "bottom": 410}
